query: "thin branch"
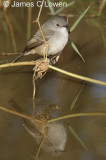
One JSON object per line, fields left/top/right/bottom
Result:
{"left": 33, "top": 69, "right": 36, "bottom": 116}
{"left": 36, "top": 0, "right": 45, "bottom": 22}
{"left": 35, "top": 135, "right": 46, "bottom": 160}
{"left": 0, "top": 61, "right": 106, "bottom": 86}
{"left": 35, "top": 0, "right": 48, "bottom": 58}
{"left": 48, "top": 112, "right": 106, "bottom": 123}
{"left": 31, "top": 0, "right": 48, "bottom": 115}
{"left": 1, "top": 52, "right": 20, "bottom": 56}
{"left": 0, "top": 62, "right": 36, "bottom": 68}
{"left": 0, "top": 105, "right": 34, "bottom": 121}
{"left": 32, "top": 0, "right": 45, "bottom": 114}
{"left": 0, "top": 105, "right": 106, "bottom": 124}
{"left": 37, "top": 20, "right": 46, "bottom": 42}
{"left": 49, "top": 65, "right": 106, "bottom": 86}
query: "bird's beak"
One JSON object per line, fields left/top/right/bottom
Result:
{"left": 63, "top": 25, "right": 69, "bottom": 28}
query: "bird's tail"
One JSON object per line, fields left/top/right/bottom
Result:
{"left": 12, "top": 52, "right": 25, "bottom": 63}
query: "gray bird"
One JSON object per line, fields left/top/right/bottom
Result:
{"left": 13, "top": 16, "right": 68, "bottom": 63}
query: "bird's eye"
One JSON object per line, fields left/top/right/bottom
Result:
{"left": 56, "top": 24, "right": 59, "bottom": 26}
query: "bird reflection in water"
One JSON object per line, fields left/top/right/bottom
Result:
{"left": 9, "top": 100, "right": 67, "bottom": 156}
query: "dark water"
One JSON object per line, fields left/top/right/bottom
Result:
{"left": 0, "top": 1, "right": 106, "bottom": 160}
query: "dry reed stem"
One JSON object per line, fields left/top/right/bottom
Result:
{"left": 0, "top": 105, "right": 35, "bottom": 121}
{"left": 32, "top": 0, "right": 49, "bottom": 117}
{"left": 33, "top": 70, "right": 36, "bottom": 116}
{"left": 4, "top": 11, "right": 17, "bottom": 52}
{"left": 0, "top": 61, "right": 106, "bottom": 86}
{"left": 48, "top": 112, "right": 106, "bottom": 123}
{"left": 27, "top": 0, "right": 32, "bottom": 39}
{"left": 0, "top": 104, "right": 106, "bottom": 124}
{"left": 35, "top": 125, "right": 47, "bottom": 160}
{"left": 49, "top": 65, "right": 106, "bottom": 86}
{"left": 1, "top": 52, "right": 20, "bottom": 56}
{"left": 35, "top": 0, "right": 49, "bottom": 58}
{"left": 0, "top": 105, "right": 47, "bottom": 127}
{"left": 35, "top": 136, "right": 45, "bottom": 160}
{"left": 31, "top": 2, "right": 49, "bottom": 155}
{"left": 32, "top": 59, "right": 49, "bottom": 116}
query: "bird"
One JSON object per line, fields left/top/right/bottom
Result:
{"left": 12, "top": 16, "right": 69, "bottom": 63}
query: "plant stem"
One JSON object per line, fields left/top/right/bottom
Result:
{"left": 4, "top": 11, "right": 17, "bottom": 52}
{"left": 27, "top": 0, "right": 32, "bottom": 39}
{"left": 49, "top": 65, "right": 106, "bottom": 86}
{"left": 48, "top": 112, "right": 106, "bottom": 123}
{"left": 0, "top": 62, "right": 106, "bottom": 86}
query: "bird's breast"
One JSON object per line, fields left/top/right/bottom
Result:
{"left": 48, "top": 29, "right": 68, "bottom": 55}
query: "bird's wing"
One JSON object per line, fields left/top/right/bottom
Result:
{"left": 23, "top": 29, "right": 54, "bottom": 53}
{"left": 12, "top": 30, "right": 54, "bottom": 62}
